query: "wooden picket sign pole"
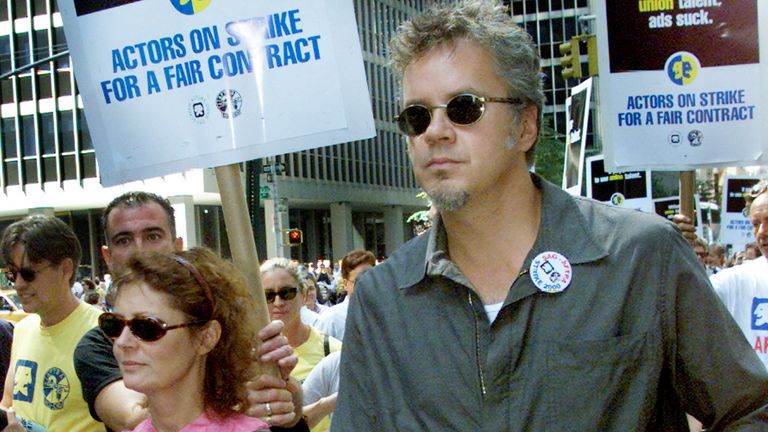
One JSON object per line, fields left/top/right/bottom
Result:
{"left": 214, "top": 163, "right": 279, "bottom": 377}
{"left": 680, "top": 170, "right": 696, "bottom": 221}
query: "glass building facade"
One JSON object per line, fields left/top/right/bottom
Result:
{"left": 0, "top": 0, "right": 594, "bottom": 266}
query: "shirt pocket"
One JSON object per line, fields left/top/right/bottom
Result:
{"left": 544, "top": 332, "right": 658, "bottom": 432}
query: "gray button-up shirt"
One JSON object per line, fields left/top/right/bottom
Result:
{"left": 333, "top": 176, "right": 768, "bottom": 431}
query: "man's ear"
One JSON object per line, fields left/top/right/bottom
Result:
{"left": 515, "top": 105, "right": 540, "bottom": 153}
{"left": 174, "top": 237, "right": 184, "bottom": 252}
{"left": 61, "top": 258, "right": 74, "bottom": 284}
{"left": 197, "top": 320, "right": 221, "bottom": 355}
{"left": 101, "top": 245, "right": 113, "bottom": 269}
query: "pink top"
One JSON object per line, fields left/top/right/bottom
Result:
{"left": 132, "top": 412, "right": 270, "bottom": 432}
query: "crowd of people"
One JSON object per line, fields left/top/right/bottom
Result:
{"left": 0, "top": 1, "right": 767, "bottom": 431}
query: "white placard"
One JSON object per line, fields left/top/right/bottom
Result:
{"left": 58, "top": 0, "right": 374, "bottom": 186}
{"left": 720, "top": 176, "right": 760, "bottom": 248}
{"left": 562, "top": 78, "right": 592, "bottom": 195}
{"left": 593, "top": 0, "right": 767, "bottom": 171}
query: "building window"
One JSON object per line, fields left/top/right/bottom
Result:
{"left": 82, "top": 152, "right": 97, "bottom": 178}
{"left": 78, "top": 109, "right": 93, "bottom": 150}
{"left": 62, "top": 153, "right": 77, "bottom": 180}
{"left": 32, "top": 0, "right": 48, "bottom": 16}
{"left": 2, "top": 118, "right": 16, "bottom": 159}
{"left": 40, "top": 112, "right": 55, "bottom": 155}
{"left": 21, "top": 116, "right": 36, "bottom": 157}
{"left": 58, "top": 111, "right": 75, "bottom": 152}
{"left": 43, "top": 156, "right": 57, "bottom": 182}
{"left": 0, "top": 35, "right": 11, "bottom": 76}
{"left": 4, "top": 161, "right": 19, "bottom": 186}
{"left": 23, "top": 158, "right": 38, "bottom": 184}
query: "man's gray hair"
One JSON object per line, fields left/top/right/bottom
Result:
{"left": 389, "top": 0, "right": 545, "bottom": 166}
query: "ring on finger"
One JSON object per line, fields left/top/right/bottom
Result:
{"left": 265, "top": 402, "right": 273, "bottom": 417}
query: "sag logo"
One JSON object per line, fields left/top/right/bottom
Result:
{"left": 751, "top": 298, "right": 768, "bottom": 330}
{"left": 610, "top": 192, "right": 625, "bottom": 206}
{"left": 665, "top": 51, "right": 700, "bottom": 86}
{"left": 42, "top": 368, "right": 70, "bottom": 410}
{"left": 13, "top": 360, "right": 37, "bottom": 403}
{"left": 170, "top": 0, "right": 211, "bottom": 15}
{"left": 529, "top": 251, "right": 572, "bottom": 294}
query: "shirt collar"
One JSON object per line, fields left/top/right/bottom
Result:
{"left": 400, "top": 174, "right": 608, "bottom": 290}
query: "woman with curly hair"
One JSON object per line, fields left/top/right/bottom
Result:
{"left": 98, "top": 247, "right": 302, "bottom": 432}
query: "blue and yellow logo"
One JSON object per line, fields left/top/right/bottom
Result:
{"left": 665, "top": 51, "right": 700, "bottom": 86}
{"left": 42, "top": 367, "right": 70, "bottom": 410}
{"left": 170, "top": 0, "right": 211, "bottom": 15}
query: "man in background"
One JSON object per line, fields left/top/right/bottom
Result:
{"left": 74, "top": 192, "right": 307, "bottom": 431}
{"left": 314, "top": 250, "right": 375, "bottom": 342}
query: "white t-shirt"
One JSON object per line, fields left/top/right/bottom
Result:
{"left": 302, "top": 350, "right": 341, "bottom": 405}
{"left": 484, "top": 302, "right": 504, "bottom": 323}
{"left": 314, "top": 298, "right": 349, "bottom": 341}
{"left": 710, "top": 256, "right": 768, "bottom": 368}
{"left": 300, "top": 306, "right": 320, "bottom": 326}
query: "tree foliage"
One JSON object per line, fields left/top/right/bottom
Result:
{"left": 532, "top": 115, "right": 564, "bottom": 185}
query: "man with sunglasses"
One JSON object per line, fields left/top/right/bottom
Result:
{"left": 333, "top": 1, "right": 768, "bottom": 431}
{"left": 73, "top": 191, "right": 308, "bottom": 431}
{"left": 0, "top": 215, "right": 104, "bottom": 431}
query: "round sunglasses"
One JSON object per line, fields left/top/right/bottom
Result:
{"left": 99, "top": 312, "right": 207, "bottom": 342}
{"left": 265, "top": 286, "right": 299, "bottom": 303}
{"left": 3, "top": 263, "right": 54, "bottom": 284}
{"left": 395, "top": 93, "right": 523, "bottom": 137}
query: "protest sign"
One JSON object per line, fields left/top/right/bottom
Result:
{"left": 562, "top": 78, "right": 592, "bottom": 195}
{"left": 720, "top": 176, "right": 760, "bottom": 249}
{"left": 654, "top": 194, "right": 704, "bottom": 238}
{"left": 586, "top": 155, "right": 653, "bottom": 212}
{"left": 58, "top": 0, "right": 374, "bottom": 185}
{"left": 593, "top": 0, "right": 767, "bottom": 171}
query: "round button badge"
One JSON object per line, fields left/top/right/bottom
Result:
{"left": 529, "top": 251, "right": 572, "bottom": 294}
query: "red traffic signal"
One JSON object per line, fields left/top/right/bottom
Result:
{"left": 284, "top": 229, "right": 303, "bottom": 246}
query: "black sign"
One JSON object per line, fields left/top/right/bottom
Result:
{"left": 589, "top": 158, "right": 648, "bottom": 203}
{"left": 74, "top": 0, "right": 144, "bottom": 16}
{"left": 725, "top": 178, "right": 760, "bottom": 213}
{"left": 654, "top": 197, "right": 680, "bottom": 221}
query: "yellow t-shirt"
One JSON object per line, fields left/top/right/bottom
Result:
{"left": 293, "top": 326, "right": 341, "bottom": 432}
{"left": 10, "top": 302, "right": 103, "bottom": 432}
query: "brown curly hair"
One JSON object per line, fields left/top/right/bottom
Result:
{"left": 113, "top": 247, "right": 257, "bottom": 419}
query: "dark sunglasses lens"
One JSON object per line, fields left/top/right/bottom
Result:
{"left": 265, "top": 292, "right": 277, "bottom": 303}
{"left": 447, "top": 95, "right": 484, "bottom": 125}
{"left": 4, "top": 268, "right": 36, "bottom": 283}
{"left": 99, "top": 315, "right": 125, "bottom": 338}
{"left": 131, "top": 318, "right": 165, "bottom": 341}
{"left": 280, "top": 288, "right": 298, "bottom": 301}
{"left": 398, "top": 105, "right": 431, "bottom": 136}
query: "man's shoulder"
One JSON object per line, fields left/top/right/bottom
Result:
{"left": 571, "top": 196, "right": 680, "bottom": 247}
{"left": 14, "top": 313, "right": 41, "bottom": 334}
{"left": 712, "top": 257, "right": 768, "bottom": 286}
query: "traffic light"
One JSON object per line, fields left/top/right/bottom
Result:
{"left": 586, "top": 34, "right": 598, "bottom": 77}
{"left": 559, "top": 36, "right": 583, "bottom": 80}
{"left": 284, "top": 229, "right": 303, "bottom": 246}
